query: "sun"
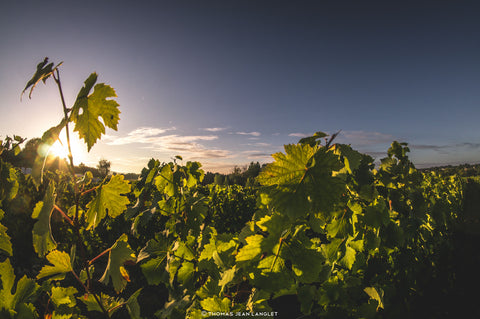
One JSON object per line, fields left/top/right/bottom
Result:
{"left": 49, "top": 140, "right": 70, "bottom": 160}
{"left": 48, "top": 135, "right": 86, "bottom": 164}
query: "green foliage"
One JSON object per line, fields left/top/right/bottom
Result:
{"left": 70, "top": 73, "right": 120, "bottom": 151}
{"left": 85, "top": 174, "right": 130, "bottom": 230}
{"left": 0, "top": 58, "right": 475, "bottom": 318}
{"left": 37, "top": 250, "right": 73, "bottom": 280}
{"left": 31, "top": 183, "right": 57, "bottom": 257}
{"left": 0, "top": 259, "right": 39, "bottom": 318}
{"left": 99, "top": 234, "right": 136, "bottom": 293}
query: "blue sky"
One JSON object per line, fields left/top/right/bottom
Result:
{"left": 1, "top": 1, "right": 480, "bottom": 173}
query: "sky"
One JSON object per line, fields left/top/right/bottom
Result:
{"left": 1, "top": 0, "right": 480, "bottom": 173}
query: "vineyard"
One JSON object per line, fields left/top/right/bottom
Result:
{"left": 1, "top": 59, "right": 479, "bottom": 318}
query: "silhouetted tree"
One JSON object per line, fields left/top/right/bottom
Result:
{"left": 18, "top": 137, "right": 41, "bottom": 168}
{"left": 97, "top": 159, "right": 111, "bottom": 178}
{"left": 214, "top": 173, "right": 224, "bottom": 185}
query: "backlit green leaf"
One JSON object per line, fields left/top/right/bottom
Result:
{"left": 22, "top": 57, "right": 62, "bottom": 99}
{"left": 37, "top": 250, "right": 73, "bottom": 280}
{"left": 99, "top": 234, "right": 136, "bottom": 293}
{"left": 200, "top": 296, "right": 230, "bottom": 313}
{"left": 0, "top": 259, "right": 15, "bottom": 310}
{"left": 80, "top": 292, "right": 123, "bottom": 314}
{"left": 86, "top": 175, "right": 130, "bottom": 229}
{"left": 70, "top": 73, "right": 120, "bottom": 151}
{"left": 0, "top": 222, "right": 12, "bottom": 256}
{"left": 236, "top": 235, "right": 264, "bottom": 262}
{"left": 364, "top": 286, "right": 384, "bottom": 310}
{"left": 51, "top": 286, "right": 78, "bottom": 307}
{"left": 31, "top": 183, "right": 56, "bottom": 257}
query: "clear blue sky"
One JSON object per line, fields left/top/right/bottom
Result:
{"left": 1, "top": 0, "right": 479, "bottom": 173}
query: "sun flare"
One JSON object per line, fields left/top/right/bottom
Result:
{"left": 49, "top": 140, "right": 69, "bottom": 159}
{"left": 48, "top": 135, "right": 86, "bottom": 164}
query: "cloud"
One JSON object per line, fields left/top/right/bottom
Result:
{"left": 364, "top": 151, "right": 387, "bottom": 158}
{"left": 410, "top": 142, "right": 480, "bottom": 154}
{"left": 236, "top": 131, "right": 261, "bottom": 137}
{"left": 104, "top": 126, "right": 176, "bottom": 145}
{"left": 288, "top": 132, "right": 309, "bottom": 137}
{"left": 203, "top": 127, "right": 228, "bottom": 132}
{"left": 104, "top": 127, "right": 231, "bottom": 160}
{"left": 339, "top": 131, "right": 394, "bottom": 145}
{"left": 241, "top": 150, "right": 274, "bottom": 160}
{"left": 253, "top": 142, "right": 272, "bottom": 147}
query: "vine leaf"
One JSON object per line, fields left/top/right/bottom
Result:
{"left": 31, "top": 120, "right": 68, "bottom": 185}
{"left": 0, "top": 221, "right": 13, "bottom": 256}
{"left": 70, "top": 73, "right": 120, "bottom": 151}
{"left": 21, "top": 57, "right": 62, "bottom": 99}
{"left": 0, "top": 160, "right": 19, "bottom": 204}
{"left": 0, "top": 259, "right": 39, "bottom": 315}
{"left": 80, "top": 292, "right": 123, "bottom": 314}
{"left": 258, "top": 144, "right": 317, "bottom": 187}
{"left": 37, "top": 250, "right": 73, "bottom": 280}
{"left": 51, "top": 286, "right": 78, "bottom": 307}
{"left": 31, "top": 183, "right": 56, "bottom": 257}
{"left": 235, "top": 235, "right": 264, "bottom": 263}
{"left": 99, "top": 234, "right": 136, "bottom": 293}
{"left": 364, "top": 286, "right": 384, "bottom": 310}
{"left": 200, "top": 296, "right": 231, "bottom": 313}
{"left": 0, "top": 259, "right": 15, "bottom": 311}
{"left": 138, "top": 237, "right": 169, "bottom": 285}
{"left": 85, "top": 175, "right": 131, "bottom": 230}
{"left": 258, "top": 144, "right": 344, "bottom": 218}
{"left": 218, "top": 266, "right": 237, "bottom": 292}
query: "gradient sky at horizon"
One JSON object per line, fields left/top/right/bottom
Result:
{"left": 1, "top": 1, "right": 480, "bottom": 173}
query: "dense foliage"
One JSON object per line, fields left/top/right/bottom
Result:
{"left": 0, "top": 59, "right": 479, "bottom": 318}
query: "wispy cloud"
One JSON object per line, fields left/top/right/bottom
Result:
{"left": 364, "top": 151, "right": 387, "bottom": 158}
{"left": 339, "top": 131, "right": 394, "bottom": 145}
{"left": 236, "top": 131, "right": 261, "bottom": 137}
{"left": 105, "top": 127, "right": 232, "bottom": 159}
{"left": 411, "top": 142, "right": 480, "bottom": 154}
{"left": 241, "top": 150, "right": 274, "bottom": 160}
{"left": 288, "top": 132, "right": 309, "bottom": 137}
{"left": 104, "top": 126, "right": 176, "bottom": 145}
{"left": 202, "top": 127, "right": 228, "bottom": 132}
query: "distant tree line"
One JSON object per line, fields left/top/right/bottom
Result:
{"left": 420, "top": 163, "right": 480, "bottom": 178}
{"left": 1, "top": 136, "right": 140, "bottom": 180}
{"left": 202, "top": 161, "right": 266, "bottom": 187}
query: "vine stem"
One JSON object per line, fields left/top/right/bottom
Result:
{"left": 53, "top": 204, "right": 74, "bottom": 226}
{"left": 81, "top": 185, "right": 99, "bottom": 196}
{"left": 88, "top": 247, "right": 112, "bottom": 265}
{"left": 70, "top": 269, "right": 109, "bottom": 317}
{"left": 52, "top": 69, "right": 109, "bottom": 318}
{"left": 52, "top": 69, "right": 81, "bottom": 224}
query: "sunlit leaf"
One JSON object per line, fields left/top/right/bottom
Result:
{"left": 364, "top": 286, "right": 384, "bottom": 310}
{"left": 99, "top": 234, "right": 136, "bottom": 293}
{"left": 70, "top": 73, "right": 120, "bottom": 151}
{"left": 0, "top": 259, "right": 39, "bottom": 315}
{"left": 31, "top": 183, "right": 56, "bottom": 257}
{"left": 51, "top": 286, "right": 78, "bottom": 307}
{"left": 37, "top": 250, "right": 73, "bottom": 280}
{"left": 85, "top": 175, "right": 130, "bottom": 229}
{"left": 22, "top": 57, "right": 62, "bottom": 99}
{"left": 0, "top": 259, "right": 15, "bottom": 310}
{"left": 80, "top": 292, "right": 123, "bottom": 314}
{"left": 126, "top": 289, "right": 142, "bottom": 319}
{"left": 200, "top": 296, "right": 231, "bottom": 313}
{"left": 0, "top": 222, "right": 12, "bottom": 256}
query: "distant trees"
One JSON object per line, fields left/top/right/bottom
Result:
{"left": 18, "top": 138, "right": 42, "bottom": 168}
{"left": 97, "top": 159, "right": 111, "bottom": 178}
{"left": 204, "top": 161, "right": 263, "bottom": 187}
{"left": 0, "top": 135, "right": 25, "bottom": 166}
